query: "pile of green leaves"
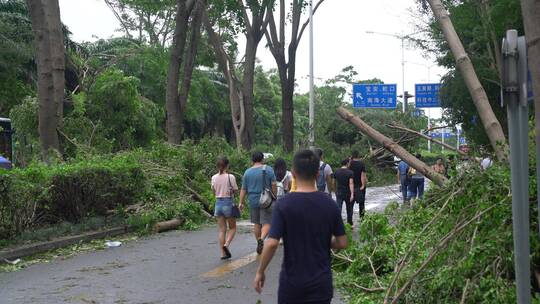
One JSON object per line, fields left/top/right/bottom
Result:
{"left": 334, "top": 163, "right": 540, "bottom": 303}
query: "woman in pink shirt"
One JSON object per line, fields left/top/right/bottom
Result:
{"left": 211, "top": 157, "right": 239, "bottom": 260}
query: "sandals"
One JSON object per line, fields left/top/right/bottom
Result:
{"left": 256, "top": 239, "right": 264, "bottom": 255}
{"left": 221, "top": 246, "right": 232, "bottom": 260}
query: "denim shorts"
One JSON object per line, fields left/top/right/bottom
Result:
{"left": 214, "top": 197, "right": 234, "bottom": 218}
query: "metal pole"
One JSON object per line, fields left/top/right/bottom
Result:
{"left": 503, "top": 30, "right": 531, "bottom": 304}
{"left": 456, "top": 126, "right": 459, "bottom": 151}
{"left": 308, "top": 0, "right": 315, "bottom": 149}
{"left": 427, "top": 67, "right": 431, "bottom": 153}
{"left": 441, "top": 126, "right": 445, "bottom": 152}
{"left": 427, "top": 109, "right": 431, "bottom": 153}
{"left": 401, "top": 36, "right": 406, "bottom": 113}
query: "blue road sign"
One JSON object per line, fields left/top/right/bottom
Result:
{"left": 353, "top": 84, "right": 397, "bottom": 108}
{"left": 415, "top": 83, "right": 441, "bottom": 108}
{"left": 430, "top": 131, "right": 441, "bottom": 138}
{"left": 459, "top": 137, "right": 467, "bottom": 145}
{"left": 430, "top": 131, "right": 455, "bottom": 139}
{"left": 443, "top": 132, "right": 455, "bottom": 139}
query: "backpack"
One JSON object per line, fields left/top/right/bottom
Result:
{"left": 276, "top": 173, "right": 288, "bottom": 198}
{"left": 316, "top": 163, "right": 327, "bottom": 192}
{"left": 259, "top": 165, "right": 276, "bottom": 209}
{"left": 407, "top": 167, "right": 417, "bottom": 178}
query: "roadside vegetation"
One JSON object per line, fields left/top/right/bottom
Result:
{"left": 333, "top": 139, "right": 540, "bottom": 303}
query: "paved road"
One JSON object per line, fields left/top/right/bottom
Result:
{"left": 0, "top": 185, "right": 399, "bottom": 304}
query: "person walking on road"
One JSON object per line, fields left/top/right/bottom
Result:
{"left": 314, "top": 148, "right": 333, "bottom": 197}
{"left": 396, "top": 158, "right": 410, "bottom": 204}
{"left": 432, "top": 157, "right": 446, "bottom": 175}
{"left": 333, "top": 159, "right": 354, "bottom": 226}
{"left": 239, "top": 152, "right": 277, "bottom": 255}
{"left": 408, "top": 154, "right": 425, "bottom": 202}
{"left": 274, "top": 158, "right": 292, "bottom": 198}
{"left": 253, "top": 149, "right": 348, "bottom": 303}
{"left": 211, "top": 157, "right": 239, "bottom": 260}
{"left": 349, "top": 150, "right": 367, "bottom": 222}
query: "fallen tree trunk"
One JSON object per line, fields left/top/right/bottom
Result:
{"left": 337, "top": 107, "right": 447, "bottom": 187}
{"left": 154, "top": 218, "right": 184, "bottom": 233}
{"left": 387, "top": 124, "right": 467, "bottom": 156}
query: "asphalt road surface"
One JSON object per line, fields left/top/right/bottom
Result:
{"left": 0, "top": 185, "right": 399, "bottom": 304}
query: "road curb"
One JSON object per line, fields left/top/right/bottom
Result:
{"left": 0, "top": 225, "right": 134, "bottom": 262}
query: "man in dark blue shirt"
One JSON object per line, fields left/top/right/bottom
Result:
{"left": 397, "top": 159, "right": 410, "bottom": 204}
{"left": 253, "top": 150, "right": 348, "bottom": 304}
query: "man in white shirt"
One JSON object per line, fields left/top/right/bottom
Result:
{"left": 314, "top": 148, "right": 333, "bottom": 196}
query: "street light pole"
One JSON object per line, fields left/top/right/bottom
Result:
{"left": 401, "top": 36, "right": 406, "bottom": 113}
{"left": 366, "top": 30, "right": 422, "bottom": 113}
{"left": 308, "top": 0, "right": 315, "bottom": 149}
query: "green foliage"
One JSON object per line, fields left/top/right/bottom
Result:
{"left": 0, "top": 0, "right": 34, "bottom": 117}
{"left": 84, "top": 68, "right": 160, "bottom": 151}
{"left": 0, "top": 155, "right": 145, "bottom": 239}
{"left": 334, "top": 161, "right": 540, "bottom": 303}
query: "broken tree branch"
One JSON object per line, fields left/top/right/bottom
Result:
{"left": 387, "top": 124, "right": 467, "bottom": 156}
{"left": 388, "top": 203, "right": 499, "bottom": 304}
{"left": 337, "top": 107, "right": 447, "bottom": 186}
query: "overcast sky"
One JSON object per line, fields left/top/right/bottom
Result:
{"left": 58, "top": 0, "right": 444, "bottom": 119}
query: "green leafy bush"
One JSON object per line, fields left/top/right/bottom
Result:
{"left": 48, "top": 158, "right": 144, "bottom": 222}
{"left": 0, "top": 155, "right": 145, "bottom": 239}
{"left": 334, "top": 164, "right": 540, "bottom": 303}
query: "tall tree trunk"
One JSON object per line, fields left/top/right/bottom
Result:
{"left": 165, "top": 0, "right": 189, "bottom": 144}
{"left": 266, "top": 0, "right": 325, "bottom": 152}
{"left": 242, "top": 35, "right": 257, "bottom": 150}
{"left": 427, "top": 0, "right": 507, "bottom": 161}
{"left": 27, "top": 0, "right": 64, "bottom": 161}
{"left": 177, "top": 0, "right": 204, "bottom": 138}
{"left": 48, "top": 0, "right": 64, "bottom": 129}
{"left": 203, "top": 13, "right": 245, "bottom": 150}
{"left": 205, "top": 1, "right": 270, "bottom": 150}
{"left": 281, "top": 81, "right": 295, "bottom": 152}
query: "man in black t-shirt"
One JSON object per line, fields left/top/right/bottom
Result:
{"left": 349, "top": 150, "right": 367, "bottom": 222}
{"left": 333, "top": 159, "right": 354, "bottom": 225}
{"left": 253, "top": 150, "right": 347, "bottom": 304}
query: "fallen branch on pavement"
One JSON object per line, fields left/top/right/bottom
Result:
{"left": 154, "top": 218, "right": 184, "bottom": 233}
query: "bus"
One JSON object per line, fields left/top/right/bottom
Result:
{"left": 0, "top": 118, "right": 13, "bottom": 164}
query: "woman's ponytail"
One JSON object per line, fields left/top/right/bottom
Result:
{"left": 217, "top": 157, "right": 229, "bottom": 174}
